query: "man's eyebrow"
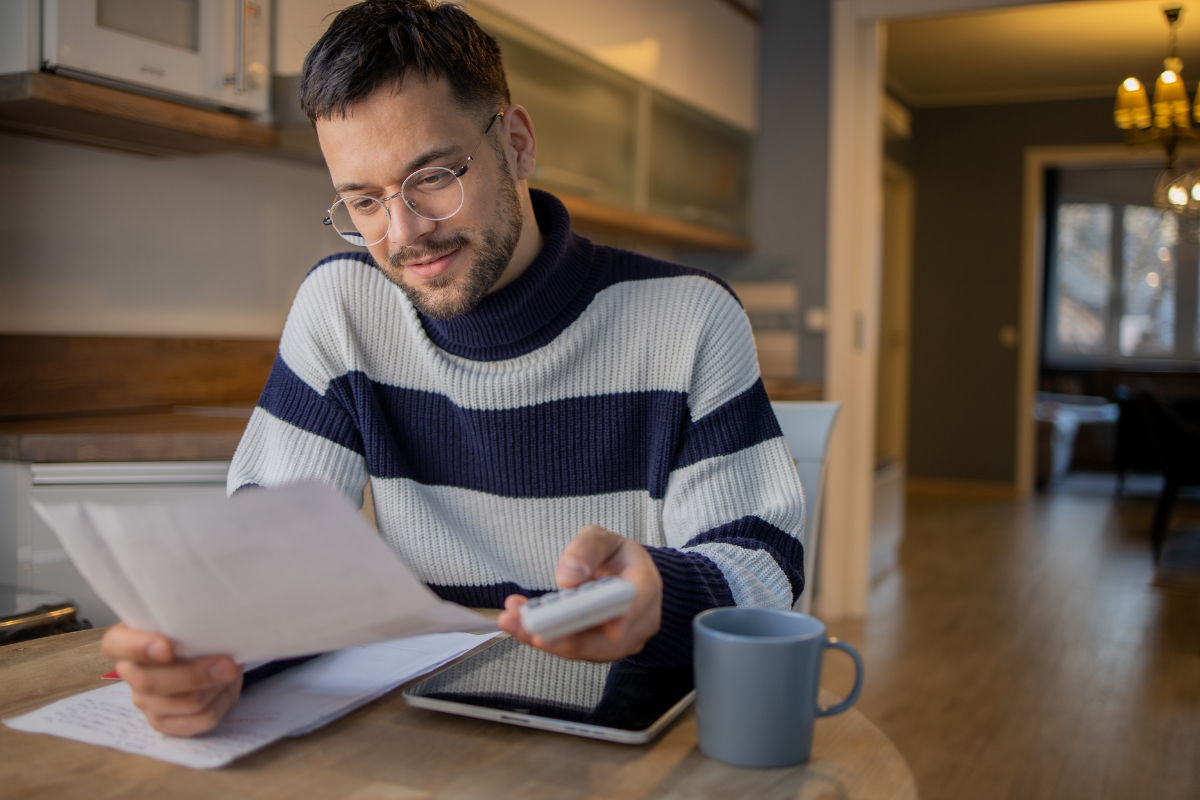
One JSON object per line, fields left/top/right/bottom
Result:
{"left": 333, "top": 143, "right": 463, "bottom": 196}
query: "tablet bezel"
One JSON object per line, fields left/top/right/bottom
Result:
{"left": 400, "top": 640, "right": 695, "bottom": 745}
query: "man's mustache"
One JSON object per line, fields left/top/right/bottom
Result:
{"left": 388, "top": 233, "right": 470, "bottom": 268}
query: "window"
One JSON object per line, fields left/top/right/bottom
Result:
{"left": 1044, "top": 167, "right": 1200, "bottom": 367}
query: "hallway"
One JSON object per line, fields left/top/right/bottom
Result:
{"left": 822, "top": 478, "right": 1200, "bottom": 800}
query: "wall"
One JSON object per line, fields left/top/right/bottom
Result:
{"left": 754, "top": 0, "right": 830, "bottom": 384}
{"left": 906, "top": 96, "right": 1125, "bottom": 483}
{"left": 0, "top": 134, "right": 343, "bottom": 337}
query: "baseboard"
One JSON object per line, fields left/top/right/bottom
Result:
{"left": 906, "top": 477, "right": 1022, "bottom": 499}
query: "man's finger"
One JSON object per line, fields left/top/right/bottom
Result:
{"left": 117, "top": 656, "right": 239, "bottom": 696}
{"left": 101, "top": 623, "right": 174, "bottom": 664}
{"left": 555, "top": 526, "right": 623, "bottom": 588}
{"left": 130, "top": 683, "right": 227, "bottom": 717}
{"left": 146, "top": 681, "right": 243, "bottom": 738}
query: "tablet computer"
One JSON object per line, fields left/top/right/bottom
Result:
{"left": 402, "top": 637, "right": 694, "bottom": 744}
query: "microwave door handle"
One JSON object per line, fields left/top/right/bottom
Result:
{"left": 234, "top": 0, "right": 246, "bottom": 94}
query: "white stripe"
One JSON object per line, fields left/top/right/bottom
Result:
{"left": 686, "top": 542, "right": 793, "bottom": 608}
{"left": 227, "top": 409, "right": 368, "bottom": 503}
{"left": 370, "top": 478, "right": 665, "bottom": 590}
{"left": 279, "top": 258, "right": 758, "bottom": 420}
{"left": 662, "top": 437, "right": 806, "bottom": 546}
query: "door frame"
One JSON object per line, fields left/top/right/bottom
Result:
{"left": 1017, "top": 144, "right": 1164, "bottom": 486}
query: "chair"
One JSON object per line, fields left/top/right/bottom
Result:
{"left": 770, "top": 401, "right": 842, "bottom": 616}
{"left": 1136, "top": 386, "right": 1200, "bottom": 561}
{"left": 1114, "top": 385, "right": 1159, "bottom": 496}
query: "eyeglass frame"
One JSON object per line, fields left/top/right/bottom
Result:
{"left": 322, "top": 110, "right": 504, "bottom": 245}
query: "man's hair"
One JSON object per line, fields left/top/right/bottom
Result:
{"left": 300, "top": 0, "right": 510, "bottom": 122}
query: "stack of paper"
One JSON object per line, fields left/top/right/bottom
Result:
{"left": 4, "top": 632, "right": 498, "bottom": 768}
{"left": 31, "top": 482, "right": 497, "bottom": 662}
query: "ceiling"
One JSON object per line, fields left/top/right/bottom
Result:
{"left": 887, "top": 0, "right": 1200, "bottom": 108}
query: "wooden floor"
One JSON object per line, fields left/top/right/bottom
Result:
{"left": 821, "top": 475, "right": 1200, "bottom": 800}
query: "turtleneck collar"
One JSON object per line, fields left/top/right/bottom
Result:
{"left": 417, "top": 189, "right": 603, "bottom": 362}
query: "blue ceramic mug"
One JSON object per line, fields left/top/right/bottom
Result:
{"left": 693, "top": 607, "right": 864, "bottom": 768}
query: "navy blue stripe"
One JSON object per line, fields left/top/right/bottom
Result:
{"left": 321, "top": 372, "right": 688, "bottom": 499}
{"left": 683, "top": 515, "right": 805, "bottom": 602}
{"left": 624, "top": 548, "right": 735, "bottom": 669}
{"left": 256, "top": 356, "right": 364, "bottom": 456}
{"left": 608, "top": 248, "right": 741, "bottom": 306}
{"left": 427, "top": 582, "right": 551, "bottom": 608}
{"left": 673, "top": 378, "right": 782, "bottom": 470}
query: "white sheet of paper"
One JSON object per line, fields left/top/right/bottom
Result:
{"left": 3, "top": 632, "right": 498, "bottom": 769}
{"left": 32, "top": 482, "right": 498, "bottom": 662}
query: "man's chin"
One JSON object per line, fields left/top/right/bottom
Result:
{"left": 390, "top": 272, "right": 483, "bottom": 319}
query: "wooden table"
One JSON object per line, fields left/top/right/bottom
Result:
{"left": 0, "top": 629, "right": 916, "bottom": 800}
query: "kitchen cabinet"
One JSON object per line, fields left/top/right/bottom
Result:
{"left": 472, "top": 4, "right": 753, "bottom": 241}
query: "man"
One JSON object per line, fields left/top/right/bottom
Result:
{"left": 102, "top": 0, "right": 805, "bottom": 736}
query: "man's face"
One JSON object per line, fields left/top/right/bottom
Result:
{"left": 316, "top": 77, "right": 522, "bottom": 319}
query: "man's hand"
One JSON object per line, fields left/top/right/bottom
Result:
{"left": 101, "top": 623, "right": 243, "bottom": 737}
{"left": 498, "top": 525, "right": 662, "bottom": 662}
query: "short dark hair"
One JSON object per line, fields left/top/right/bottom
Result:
{"left": 300, "top": 0, "right": 509, "bottom": 123}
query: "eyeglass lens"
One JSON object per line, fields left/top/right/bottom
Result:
{"left": 328, "top": 166, "right": 466, "bottom": 246}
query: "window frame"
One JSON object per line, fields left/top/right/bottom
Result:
{"left": 1042, "top": 169, "right": 1200, "bottom": 370}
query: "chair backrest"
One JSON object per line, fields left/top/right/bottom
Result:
{"left": 770, "top": 401, "right": 841, "bottom": 616}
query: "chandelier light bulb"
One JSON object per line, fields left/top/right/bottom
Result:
{"left": 1169, "top": 185, "right": 1189, "bottom": 205}
{"left": 1191, "top": 182, "right": 1200, "bottom": 201}
{"left": 1155, "top": 69, "right": 1191, "bottom": 127}
{"left": 1115, "top": 76, "right": 1153, "bottom": 128}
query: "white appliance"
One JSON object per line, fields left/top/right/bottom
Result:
{"left": 0, "top": 461, "right": 232, "bottom": 628}
{"left": 39, "top": 0, "right": 271, "bottom": 117}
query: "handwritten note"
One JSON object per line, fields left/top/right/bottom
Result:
{"left": 4, "top": 632, "right": 499, "bottom": 769}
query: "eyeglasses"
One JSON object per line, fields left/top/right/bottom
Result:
{"left": 323, "top": 111, "right": 503, "bottom": 247}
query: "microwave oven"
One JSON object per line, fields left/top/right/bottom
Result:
{"left": 38, "top": 0, "right": 271, "bottom": 118}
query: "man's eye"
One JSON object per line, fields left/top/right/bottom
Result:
{"left": 417, "top": 172, "right": 453, "bottom": 189}
{"left": 352, "top": 199, "right": 380, "bottom": 213}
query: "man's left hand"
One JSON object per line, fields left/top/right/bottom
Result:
{"left": 498, "top": 525, "right": 662, "bottom": 662}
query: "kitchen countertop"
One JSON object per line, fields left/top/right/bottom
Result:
{"left": 0, "top": 407, "right": 252, "bottom": 463}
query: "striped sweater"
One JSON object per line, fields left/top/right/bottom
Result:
{"left": 228, "top": 190, "right": 805, "bottom": 667}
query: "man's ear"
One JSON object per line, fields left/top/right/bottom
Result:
{"left": 501, "top": 104, "right": 537, "bottom": 180}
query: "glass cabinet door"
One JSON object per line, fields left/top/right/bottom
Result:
{"left": 487, "top": 28, "right": 640, "bottom": 211}
{"left": 649, "top": 93, "right": 752, "bottom": 237}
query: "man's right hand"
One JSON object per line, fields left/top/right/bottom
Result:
{"left": 100, "top": 623, "right": 243, "bottom": 737}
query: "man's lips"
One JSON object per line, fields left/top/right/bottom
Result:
{"left": 402, "top": 248, "right": 460, "bottom": 280}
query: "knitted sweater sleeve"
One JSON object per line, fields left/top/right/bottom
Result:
{"left": 630, "top": 282, "right": 807, "bottom": 668}
{"left": 226, "top": 266, "right": 370, "bottom": 506}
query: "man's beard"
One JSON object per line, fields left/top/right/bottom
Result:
{"left": 384, "top": 154, "right": 523, "bottom": 320}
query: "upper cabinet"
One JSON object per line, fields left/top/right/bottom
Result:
{"left": 649, "top": 93, "right": 752, "bottom": 237}
{"left": 492, "top": 26, "right": 641, "bottom": 212}
{"left": 472, "top": 3, "right": 753, "bottom": 242}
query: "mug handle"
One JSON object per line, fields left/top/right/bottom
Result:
{"left": 814, "top": 637, "right": 864, "bottom": 718}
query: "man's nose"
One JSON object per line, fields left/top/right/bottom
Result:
{"left": 386, "top": 196, "right": 437, "bottom": 247}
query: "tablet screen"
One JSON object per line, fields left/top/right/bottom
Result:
{"left": 404, "top": 637, "right": 693, "bottom": 734}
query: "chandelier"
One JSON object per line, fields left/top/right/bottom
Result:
{"left": 1114, "top": 6, "right": 1200, "bottom": 235}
